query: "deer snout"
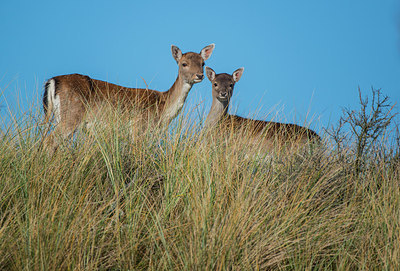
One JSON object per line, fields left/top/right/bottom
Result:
{"left": 217, "top": 91, "right": 229, "bottom": 102}
{"left": 193, "top": 73, "right": 204, "bottom": 83}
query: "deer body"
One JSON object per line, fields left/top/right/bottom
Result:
{"left": 205, "top": 67, "right": 320, "bottom": 151}
{"left": 43, "top": 44, "right": 215, "bottom": 147}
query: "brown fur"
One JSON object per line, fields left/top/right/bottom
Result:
{"left": 51, "top": 73, "right": 166, "bottom": 128}
{"left": 221, "top": 115, "right": 320, "bottom": 147}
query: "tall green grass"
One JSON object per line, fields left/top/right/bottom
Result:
{"left": 0, "top": 91, "right": 399, "bottom": 270}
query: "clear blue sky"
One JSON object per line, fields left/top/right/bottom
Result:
{"left": 1, "top": 0, "right": 399, "bottom": 134}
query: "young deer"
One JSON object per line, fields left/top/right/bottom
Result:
{"left": 43, "top": 44, "right": 215, "bottom": 148}
{"left": 205, "top": 66, "right": 320, "bottom": 152}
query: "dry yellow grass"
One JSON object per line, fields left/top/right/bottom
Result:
{"left": 0, "top": 95, "right": 399, "bottom": 270}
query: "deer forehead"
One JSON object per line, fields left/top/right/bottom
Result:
{"left": 180, "top": 52, "right": 204, "bottom": 65}
{"left": 214, "top": 73, "right": 234, "bottom": 86}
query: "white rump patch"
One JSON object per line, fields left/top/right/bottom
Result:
{"left": 47, "top": 79, "right": 61, "bottom": 124}
{"left": 53, "top": 94, "right": 61, "bottom": 124}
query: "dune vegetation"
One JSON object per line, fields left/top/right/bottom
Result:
{"left": 0, "top": 88, "right": 399, "bottom": 270}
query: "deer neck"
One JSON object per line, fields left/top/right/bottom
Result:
{"left": 162, "top": 75, "right": 193, "bottom": 123}
{"left": 205, "top": 98, "right": 229, "bottom": 128}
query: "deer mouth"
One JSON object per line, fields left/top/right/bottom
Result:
{"left": 193, "top": 78, "right": 203, "bottom": 83}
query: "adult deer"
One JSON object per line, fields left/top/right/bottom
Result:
{"left": 42, "top": 44, "right": 215, "bottom": 148}
{"left": 204, "top": 66, "right": 320, "bottom": 153}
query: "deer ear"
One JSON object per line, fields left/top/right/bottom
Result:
{"left": 171, "top": 45, "right": 182, "bottom": 63}
{"left": 200, "top": 44, "right": 215, "bottom": 60}
{"left": 205, "top": 66, "right": 216, "bottom": 81}
{"left": 232, "top": 67, "right": 244, "bottom": 82}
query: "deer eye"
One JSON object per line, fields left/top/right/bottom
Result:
{"left": 230, "top": 84, "right": 233, "bottom": 88}
{"left": 214, "top": 83, "right": 218, "bottom": 87}
{"left": 182, "top": 63, "right": 188, "bottom": 67}
{"left": 202, "top": 62, "right": 205, "bottom": 67}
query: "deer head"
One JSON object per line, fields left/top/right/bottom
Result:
{"left": 171, "top": 44, "right": 215, "bottom": 85}
{"left": 205, "top": 66, "right": 244, "bottom": 106}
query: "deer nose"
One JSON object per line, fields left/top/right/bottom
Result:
{"left": 220, "top": 92, "right": 227, "bottom": 97}
{"left": 196, "top": 74, "right": 204, "bottom": 80}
